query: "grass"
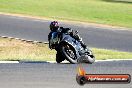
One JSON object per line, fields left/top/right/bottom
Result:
{"left": 92, "top": 48, "right": 132, "bottom": 60}
{"left": 0, "top": 37, "right": 132, "bottom": 61}
{"left": 0, "top": 0, "right": 132, "bottom": 28}
{"left": 0, "top": 38, "right": 56, "bottom": 61}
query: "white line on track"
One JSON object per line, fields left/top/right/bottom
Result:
{"left": 48, "top": 59, "right": 132, "bottom": 63}
{"left": 0, "top": 59, "right": 132, "bottom": 63}
{"left": 0, "top": 61, "right": 19, "bottom": 63}
{"left": 95, "top": 59, "right": 132, "bottom": 62}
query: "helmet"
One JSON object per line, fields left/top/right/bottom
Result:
{"left": 50, "top": 21, "right": 59, "bottom": 31}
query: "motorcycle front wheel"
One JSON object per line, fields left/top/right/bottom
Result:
{"left": 61, "top": 43, "right": 77, "bottom": 64}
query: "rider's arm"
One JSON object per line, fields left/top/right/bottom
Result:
{"left": 59, "top": 27, "right": 73, "bottom": 34}
{"left": 48, "top": 32, "right": 52, "bottom": 49}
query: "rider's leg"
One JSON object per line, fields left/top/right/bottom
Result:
{"left": 79, "top": 38, "right": 87, "bottom": 48}
{"left": 72, "top": 33, "right": 87, "bottom": 48}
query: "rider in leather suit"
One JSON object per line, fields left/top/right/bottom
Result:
{"left": 48, "top": 21, "right": 87, "bottom": 49}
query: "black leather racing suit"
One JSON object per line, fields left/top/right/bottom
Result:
{"left": 48, "top": 27, "right": 86, "bottom": 49}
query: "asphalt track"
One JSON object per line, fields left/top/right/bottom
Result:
{"left": 0, "top": 61, "right": 132, "bottom": 88}
{"left": 0, "top": 14, "right": 132, "bottom": 88}
{"left": 0, "top": 14, "right": 132, "bottom": 52}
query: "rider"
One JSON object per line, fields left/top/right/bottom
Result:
{"left": 48, "top": 21, "right": 87, "bottom": 49}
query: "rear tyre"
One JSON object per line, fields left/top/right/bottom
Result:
{"left": 86, "top": 55, "right": 95, "bottom": 64}
{"left": 87, "top": 50, "right": 95, "bottom": 64}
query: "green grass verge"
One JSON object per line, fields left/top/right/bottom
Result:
{"left": 0, "top": 0, "right": 132, "bottom": 28}
{"left": 0, "top": 37, "right": 132, "bottom": 61}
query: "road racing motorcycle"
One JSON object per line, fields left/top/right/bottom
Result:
{"left": 48, "top": 31, "right": 95, "bottom": 64}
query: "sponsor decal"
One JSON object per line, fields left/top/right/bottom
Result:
{"left": 76, "top": 65, "right": 131, "bottom": 85}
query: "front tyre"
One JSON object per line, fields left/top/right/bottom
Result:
{"left": 61, "top": 43, "right": 77, "bottom": 64}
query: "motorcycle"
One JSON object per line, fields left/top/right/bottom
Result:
{"left": 48, "top": 31, "right": 95, "bottom": 64}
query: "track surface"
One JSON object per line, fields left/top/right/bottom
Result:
{"left": 0, "top": 14, "right": 132, "bottom": 52}
{"left": 0, "top": 14, "right": 132, "bottom": 88}
{"left": 0, "top": 61, "right": 131, "bottom": 88}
